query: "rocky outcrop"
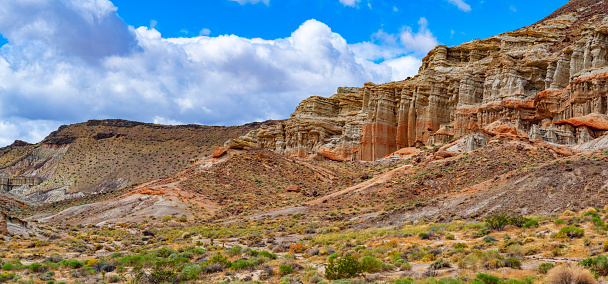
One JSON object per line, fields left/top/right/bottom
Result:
{"left": 254, "top": 87, "right": 365, "bottom": 161}
{"left": 235, "top": 0, "right": 608, "bottom": 161}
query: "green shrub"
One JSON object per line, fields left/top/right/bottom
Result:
{"left": 161, "top": 216, "right": 173, "bottom": 222}
{"left": 554, "top": 219, "right": 565, "bottom": 226}
{"left": 226, "top": 245, "right": 243, "bottom": 257}
{"left": 486, "top": 213, "right": 510, "bottom": 231}
{"left": 279, "top": 265, "right": 293, "bottom": 276}
{"left": 523, "top": 219, "right": 539, "bottom": 229}
{"left": 538, "top": 263, "right": 555, "bottom": 274}
{"left": 474, "top": 273, "right": 502, "bottom": 284}
{"left": 509, "top": 215, "right": 528, "bottom": 228}
{"left": 360, "top": 256, "right": 383, "bottom": 273}
{"left": 60, "top": 259, "right": 83, "bottom": 269}
{"left": 445, "top": 234, "right": 455, "bottom": 240}
{"left": 580, "top": 255, "right": 608, "bottom": 276}
{"left": 230, "top": 259, "right": 259, "bottom": 270}
{"left": 557, "top": 226, "right": 584, "bottom": 238}
{"left": 393, "top": 277, "right": 414, "bottom": 284}
{"left": 504, "top": 258, "right": 521, "bottom": 269}
{"left": 178, "top": 265, "right": 201, "bottom": 281}
{"left": 27, "top": 263, "right": 48, "bottom": 273}
{"left": 154, "top": 247, "right": 178, "bottom": 258}
{"left": 1, "top": 263, "right": 14, "bottom": 271}
{"left": 325, "top": 255, "right": 362, "bottom": 280}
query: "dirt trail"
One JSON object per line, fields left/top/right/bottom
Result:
{"left": 305, "top": 165, "right": 412, "bottom": 206}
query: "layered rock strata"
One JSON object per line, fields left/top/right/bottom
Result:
{"left": 252, "top": 87, "right": 365, "bottom": 161}
{"left": 235, "top": 0, "right": 608, "bottom": 161}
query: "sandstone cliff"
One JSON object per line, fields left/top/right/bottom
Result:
{"left": 237, "top": 0, "right": 608, "bottom": 161}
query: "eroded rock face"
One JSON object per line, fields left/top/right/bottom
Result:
{"left": 238, "top": 0, "right": 608, "bottom": 161}
{"left": 254, "top": 88, "right": 365, "bottom": 161}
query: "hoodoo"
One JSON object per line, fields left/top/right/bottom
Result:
{"left": 230, "top": 0, "right": 608, "bottom": 161}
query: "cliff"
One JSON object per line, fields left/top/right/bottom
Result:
{"left": 235, "top": 0, "right": 608, "bottom": 161}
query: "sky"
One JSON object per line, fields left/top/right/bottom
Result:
{"left": 0, "top": 0, "right": 568, "bottom": 147}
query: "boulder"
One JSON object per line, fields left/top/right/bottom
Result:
{"left": 286, "top": 184, "right": 300, "bottom": 193}
{"left": 212, "top": 147, "right": 228, "bottom": 158}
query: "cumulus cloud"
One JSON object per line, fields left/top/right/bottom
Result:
{"left": 0, "top": 0, "right": 435, "bottom": 147}
{"left": 399, "top": 18, "right": 439, "bottom": 55}
{"left": 446, "top": 0, "right": 471, "bottom": 12}
{"left": 229, "top": 0, "right": 270, "bottom": 5}
{"left": 0, "top": 0, "right": 139, "bottom": 62}
{"left": 339, "top": 0, "right": 361, "bottom": 7}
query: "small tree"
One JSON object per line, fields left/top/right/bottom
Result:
{"left": 325, "top": 255, "right": 362, "bottom": 280}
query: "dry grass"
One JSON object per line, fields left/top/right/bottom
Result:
{"left": 546, "top": 264, "right": 597, "bottom": 284}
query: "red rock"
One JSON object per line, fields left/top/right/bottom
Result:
{"left": 554, "top": 113, "right": 608, "bottom": 131}
{"left": 212, "top": 147, "right": 228, "bottom": 158}
{"left": 286, "top": 184, "right": 300, "bottom": 193}
{"left": 390, "top": 147, "right": 421, "bottom": 158}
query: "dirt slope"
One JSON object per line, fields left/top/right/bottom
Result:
{"left": 0, "top": 119, "right": 276, "bottom": 203}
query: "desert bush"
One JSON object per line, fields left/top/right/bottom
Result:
{"left": 430, "top": 258, "right": 451, "bottom": 270}
{"left": 475, "top": 273, "right": 502, "bottom": 284}
{"left": 325, "top": 255, "right": 362, "bottom": 280}
{"left": 225, "top": 245, "right": 243, "bottom": 257}
{"left": 523, "top": 219, "right": 539, "bottom": 229}
{"left": 580, "top": 255, "right": 608, "bottom": 276}
{"left": 557, "top": 226, "right": 584, "bottom": 238}
{"left": 279, "top": 264, "right": 293, "bottom": 276}
{"left": 546, "top": 264, "right": 596, "bottom": 284}
{"left": 360, "top": 256, "right": 384, "bottom": 273}
{"left": 27, "top": 263, "right": 48, "bottom": 273}
{"left": 538, "top": 263, "right": 555, "bottom": 274}
{"left": 509, "top": 215, "right": 528, "bottom": 228}
{"left": 202, "top": 263, "right": 225, "bottom": 274}
{"left": 178, "top": 265, "right": 201, "bottom": 281}
{"left": 485, "top": 213, "right": 510, "bottom": 231}
{"left": 230, "top": 259, "right": 259, "bottom": 271}
{"left": 154, "top": 247, "right": 178, "bottom": 258}
{"left": 108, "top": 274, "right": 122, "bottom": 283}
{"left": 506, "top": 244, "right": 524, "bottom": 257}
{"left": 0, "top": 271, "right": 15, "bottom": 282}
{"left": 60, "top": 259, "right": 83, "bottom": 269}
{"left": 204, "top": 253, "right": 231, "bottom": 268}
{"left": 289, "top": 243, "right": 307, "bottom": 254}
{"left": 504, "top": 258, "right": 522, "bottom": 269}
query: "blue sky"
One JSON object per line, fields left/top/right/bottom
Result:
{"left": 0, "top": 0, "right": 568, "bottom": 147}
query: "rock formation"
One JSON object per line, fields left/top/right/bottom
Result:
{"left": 234, "top": 0, "right": 608, "bottom": 161}
{"left": 252, "top": 87, "right": 366, "bottom": 161}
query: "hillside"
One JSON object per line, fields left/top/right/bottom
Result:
{"left": 0, "top": 119, "right": 276, "bottom": 203}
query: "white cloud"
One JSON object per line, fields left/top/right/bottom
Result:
{"left": 229, "top": 0, "right": 270, "bottom": 5}
{"left": 199, "top": 28, "right": 211, "bottom": 36}
{"left": 153, "top": 116, "right": 184, "bottom": 125}
{"left": 339, "top": 0, "right": 361, "bottom": 7}
{"left": 446, "top": 0, "right": 471, "bottom": 12}
{"left": 399, "top": 18, "right": 439, "bottom": 54}
{"left": 393, "top": 6, "right": 398, "bottom": 12}
{"left": 510, "top": 5, "right": 517, "bottom": 12}
{"left": 0, "top": 0, "right": 432, "bottom": 147}
{"left": 0, "top": 119, "right": 62, "bottom": 146}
